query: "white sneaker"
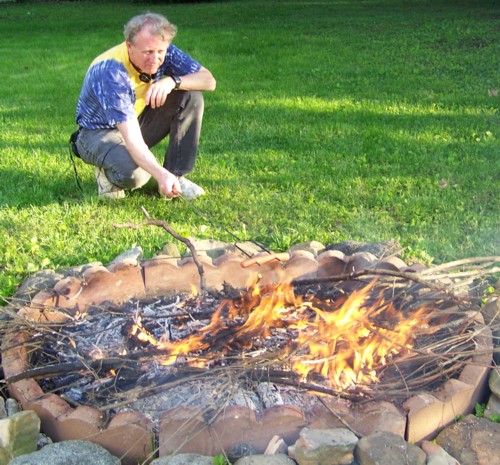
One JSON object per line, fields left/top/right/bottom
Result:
{"left": 94, "top": 167, "right": 125, "bottom": 199}
{"left": 178, "top": 176, "right": 206, "bottom": 200}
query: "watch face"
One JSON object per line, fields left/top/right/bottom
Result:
{"left": 172, "top": 75, "right": 181, "bottom": 89}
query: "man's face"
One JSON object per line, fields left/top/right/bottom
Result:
{"left": 126, "top": 27, "right": 170, "bottom": 75}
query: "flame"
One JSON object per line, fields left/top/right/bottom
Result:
{"left": 130, "top": 316, "right": 158, "bottom": 346}
{"left": 127, "top": 278, "right": 434, "bottom": 390}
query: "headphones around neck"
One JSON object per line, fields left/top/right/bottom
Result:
{"left": 139, "top": 72, "right": 154, "bottom": 83}
{"left": 129, "top": 59, "right": 155, "bottom": 83}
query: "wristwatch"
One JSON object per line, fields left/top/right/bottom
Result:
{"left": 171, "top": 75, "right": 181, "bottom": 90}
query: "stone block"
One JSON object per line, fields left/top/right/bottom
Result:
{"left": 0, "top": 410, "right": 40, "bottom": 462}
{"left": 288, "top": 427, "right": 358, "bottom": 465}
{"left": 354, "top": 431, "right": 426, "bottom": 465}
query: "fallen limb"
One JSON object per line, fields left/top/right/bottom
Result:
{"left": 113, "top": 207, "right": 206, "bottom": 291}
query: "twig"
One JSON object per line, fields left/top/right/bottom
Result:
{"left": 291, "top": 264, "right": 498, "bottom": 303}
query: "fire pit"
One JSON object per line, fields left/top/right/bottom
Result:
{"left": 1, "top": 243, "right": 494, "bottom": 464}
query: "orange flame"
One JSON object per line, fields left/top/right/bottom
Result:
{"left": 128, "top": 278, "right": 434, "bottom": 390}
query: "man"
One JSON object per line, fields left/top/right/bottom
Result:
{"left": 73, "top": 12, "right": 216, "bottom": 199}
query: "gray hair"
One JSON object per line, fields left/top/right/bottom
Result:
{"left": 124, "top": 13, "right": 177, "bottom": 44}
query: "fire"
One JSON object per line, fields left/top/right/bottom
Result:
{"left": 288, "top": 280, "right": 431, "bottom": 389}
{"left": 128, "top": 278, "right": 434, "bottom": 391}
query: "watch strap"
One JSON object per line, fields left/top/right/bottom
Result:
{"left": 171, "top": 75, "right": 181, "bottom": 90}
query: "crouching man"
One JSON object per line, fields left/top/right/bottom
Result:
{"left": 73, "top": 12, "right": 216, "bottom": 199}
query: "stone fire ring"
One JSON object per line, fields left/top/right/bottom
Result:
{"left": 1, "top": 245, "right": 493, "bottom": 465}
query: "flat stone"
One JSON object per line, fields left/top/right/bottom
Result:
{"left": 185, "top": 238, "right": 232, "bottom": 259}
{"left": 325, "top": 240, "right": 402, "bottom": 259}
{"left": 151, "top": 453, "right": 213, "bottom": 465}
{"left": 0, "top": 410, "right": 40, "bottom": 462}
{"left": 435, "top": 414, "right": 500, "bottom": 465}
{"left": 290, "top": 241, "right": 325, "bottom": 257}
{"left": 108, "top": 246, "right": 143, "bottom": 265}
{"left": 234, "top": 454, "right": 297, "bottom": 465}
{"left": 288, "top": 427, "right": 358, "bottom": 465}
{"left": 354, "top": 431, "right": 426, "bottom": 465}
{"left": 5, "top": 269, "right": 63, "bottom": 311}
{"left": 8, "top": 440, "right": 120, "bottom": 465}
{"left": 420, "top": 441, "right": 460, "bottom": 465}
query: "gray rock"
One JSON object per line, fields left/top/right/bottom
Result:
{"left": 4, "top": 400, "right": 19, "bottom": 418}
{"left": 288, "top": 427, "right": 358, "bottom": 465}
{"left": 326, "top": 240, "right": 402, "bottom": 259}
{"left": 481, "top": 298, "right": 500, "bottom": 365}
{"left": 226, "top": 443, "right": 259, "bottom": 462}
{"left": 435, "top": 414, "right": 500, "bottom": 465}
{"left": 289, "top": 241, "right": 326, "bottom": 257}
{"left": 108, "top": 246, "right": 143, "bottom": 265}
{"left": 354, "top": 431, "right": 426, "bottom": 465}
{"left": 0, "top": 399, "right": 6, "bottom": 420}
{"left": 150, "top": 453, "right": 213, "bottom": 465}
{"left": 186, "top": 238, "right": 234, "bottom": 259}
{"left": 485, "top": 392, "right": 500, "bottom": 417}
{"left": 234, "top": 454, "right": 297, "bottom": 465}
{"left": 4, "top": 269, "right": 62, "bottom": 312}
{"left": 8, "top": 440, "right": 120, "bottom": 465}
{"left": 161, "top": 242, "right": 181, "bottom": 258}
{"left": 489, "top": 367, "right": 500, "bottom": 398}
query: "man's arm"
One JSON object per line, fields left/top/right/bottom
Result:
{"left": 175, "top": 67, "right": 216, "bottom": 92}
{"left": 117, "top": 118, "right": 181, "bottom": 197}
{"left": 146, "top": 67, "right": 216, "bottom": 109}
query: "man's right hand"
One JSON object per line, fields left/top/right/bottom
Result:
{"left": 157, "top": 170, "right": 181, "bottom": 198}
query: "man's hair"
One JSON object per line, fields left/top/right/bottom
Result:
{"left": 124, "top": 13, "right": 177, "bottom": 44}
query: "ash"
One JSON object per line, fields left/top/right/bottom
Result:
{"left": 36, "top": 292, "right": 323, "bottom": 425}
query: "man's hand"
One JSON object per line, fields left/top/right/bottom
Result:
{"left": 117, "top": 119, "right": 182, "bottom": 198}
{"left": 157, "top": 170, "right": 182, "bottom": 198}
{"left": 146, "top": 77, "right": 176, "bottom": 109}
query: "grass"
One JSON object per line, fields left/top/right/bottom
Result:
{"left": 0, "top": 0, "right": 498, "bottom": 300}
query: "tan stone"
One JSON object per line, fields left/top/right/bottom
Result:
{"left": 288, "top": 427, "right": 358, "bottom": 465}
{"left": 317, "top": 250, "right": 347, "bottom": 277}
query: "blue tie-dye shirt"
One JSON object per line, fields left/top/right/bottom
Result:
{"left": 75, "top": 42, "right": 201, "bottom": 130}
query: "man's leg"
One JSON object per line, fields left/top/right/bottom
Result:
{"left": 76, "top": 128, "right": 151, "bottom": 195}
{"left": 139, "top": 90, "right": 204, "bottom": 176}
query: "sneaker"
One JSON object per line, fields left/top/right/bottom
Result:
{"left": 94, "top": 167, "right": 125, "bottom": 199}
{"left": 178, "top": 176, "right": 206, "bottom": 200}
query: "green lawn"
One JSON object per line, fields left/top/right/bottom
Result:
{"left": 0, "top": 0, "right": 498, "bottom": 300}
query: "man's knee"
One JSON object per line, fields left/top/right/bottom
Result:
{"left": 112, "top": 167, "right": 151, "bottom": 190}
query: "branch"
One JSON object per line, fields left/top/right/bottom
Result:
{"left": 113, "top": 207, "right": 206, "bottom": 291}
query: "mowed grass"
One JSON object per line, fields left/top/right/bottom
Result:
{"left": 0, "top": 0, "right": 498, "bottom": 299}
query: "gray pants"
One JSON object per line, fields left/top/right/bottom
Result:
{"left": 76, "top": 90, "right": 204, "bottom": 190}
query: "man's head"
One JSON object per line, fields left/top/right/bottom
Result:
{"left": 125, "top": 13, "right": 177, "bottom": 76}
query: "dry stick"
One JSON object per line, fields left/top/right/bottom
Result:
{"left": 419, "top": 256, "right": 500, "bottom": 274}
{"left": 292, "top": 267, "right": 481, "bottom": 303}
{"left": 113, "top": 207, "right": 206, "bottom": 292}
